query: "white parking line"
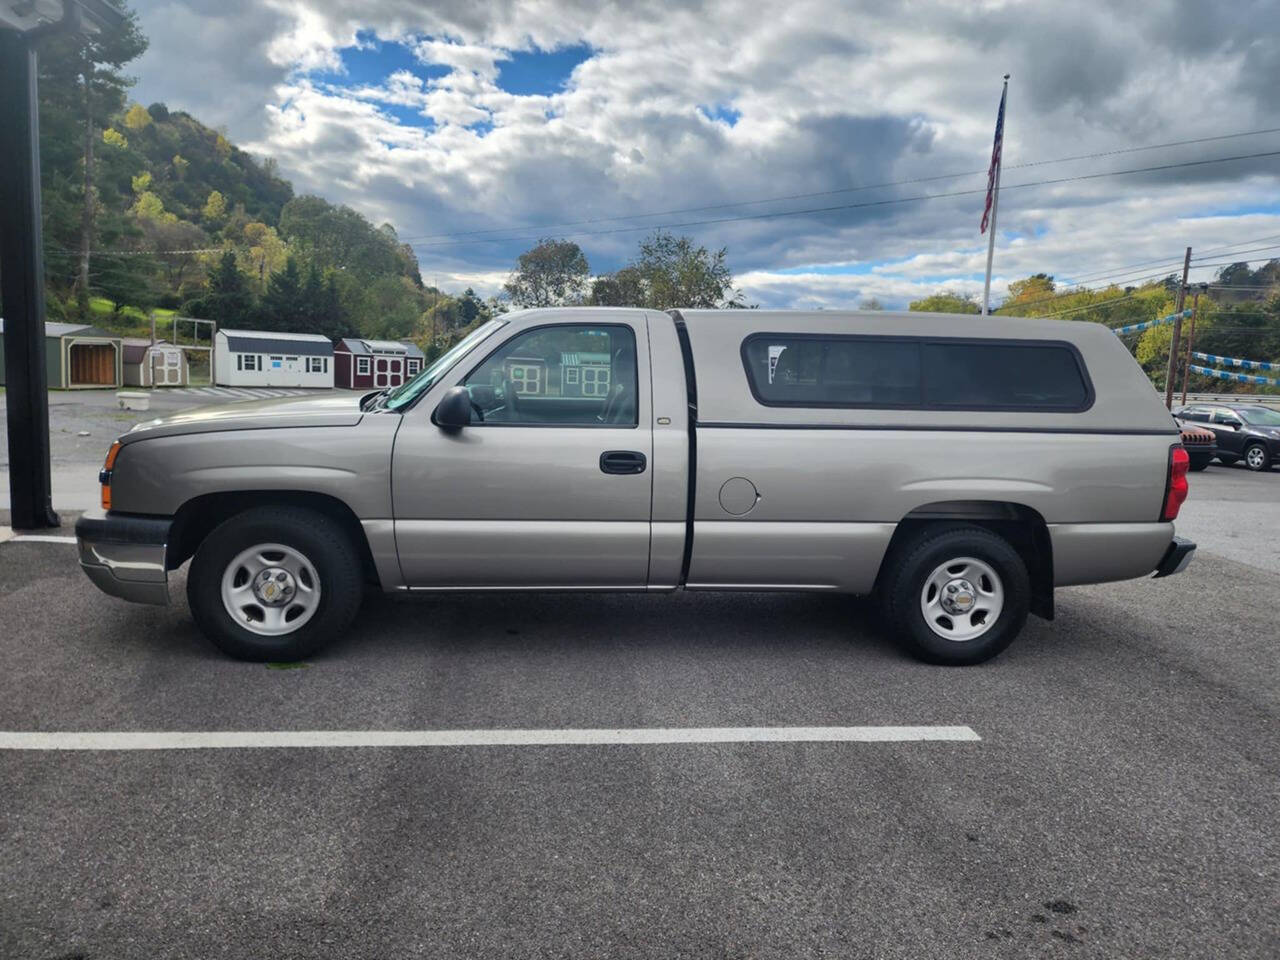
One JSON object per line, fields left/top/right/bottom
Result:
{"left": 5, "top": 534, "right": 77, "bottom": 544}
{"left": 0, "top": 726, "right": 980, "bottom": 750}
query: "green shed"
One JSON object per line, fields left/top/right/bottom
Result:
{"left": 0, "top": 319, "right": 122, "bottom": 389}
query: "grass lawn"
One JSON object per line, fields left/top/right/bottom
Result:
{"left": 85, "top": 298, "right": 176, "bottom": 338}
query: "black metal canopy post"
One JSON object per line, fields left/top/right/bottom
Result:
{"left": 0, "top": 29, "right": 59, "bottom": 529}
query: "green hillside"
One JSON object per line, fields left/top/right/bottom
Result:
{"left": 33, "top": 3, "right": 492, "bottom": 356}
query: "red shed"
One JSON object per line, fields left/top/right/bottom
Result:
{"left": 334, "top": 338, "right": 425, "bottom": 390}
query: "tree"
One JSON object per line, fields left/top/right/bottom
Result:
{"left": 859, "top": 298, "right": 885, "bottom": 310}
{"left": 260, "top": 256, "right": 303, "bottom": 331}
{"left": 137, "top": 217, "right": 206, "bottom": 292}
{"left": 628, "top": 231, "right": 742, "bottom": 309}
{"left": 241, "top": 221, "right": 288, "bottom": 289}
{"left": 196, "top": 250, "right": 254, "bottom": 328}
{"left": 459, "top": 287, "right": 485, "bottom": 324}
{"left": 1003, "top": 273, "right": 1055, "bottom": 308}
{"left": 503, "top": 238, "right": 590, "bottom": 307}
{"left": 123, "top": 103, "right": 153, "bottom": 131}
{"left": 36, "top": 4, "right": 147, "bottom": 303}
{"left": 908, "top": 292, "right": 980, "bottom": 314}
{"left": 202, "top": 190, "right": 227, "bottom": 223}
{"left": 588, "top": 267, "right": 645, "bottom": 307}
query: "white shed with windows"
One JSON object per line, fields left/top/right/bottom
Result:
{"left": 214, "top": 329, "right": 334, "bottom": 388}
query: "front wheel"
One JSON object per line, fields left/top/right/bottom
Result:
{"left": 879, "top": 526, "right": 1030, "bottom": 666}
{"left": 187, "top": 506, "right": 363, "bottom": 661}
{"left": 1244, "top": 443, "right": 1272, "bottom": 472}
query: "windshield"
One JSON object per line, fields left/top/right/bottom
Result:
{"left": 1239, "top": 406, "right": 1280, "bottom": 426}
{"left": 383, "top": 320, "right": 506, "bottom": 411}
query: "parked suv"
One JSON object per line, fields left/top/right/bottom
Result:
{"left": 77, "top": 308, "right": 1195, "bottom": 666}
{"left": 1173, "top": 403, "right": 1280, "bottom": 471}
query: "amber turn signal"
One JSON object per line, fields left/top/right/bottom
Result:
{"left": 100, "top": 440, "right": 122, "bottom": 510}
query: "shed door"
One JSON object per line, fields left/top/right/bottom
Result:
{"left": 69, "top": 343, "right": 115, "bottom": 386}
{"left": 152, "top": 349, "right": 181, "bottom": 386}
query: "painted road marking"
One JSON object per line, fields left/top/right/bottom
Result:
{"left": 5, "top": 534, "right": 77, "bottom": 544}
{"left": 0, "top": 726, "right": 980, "bottom": 751}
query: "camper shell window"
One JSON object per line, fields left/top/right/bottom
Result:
{"left": 741, "top": 334, "right": 1093, "bottom": 412}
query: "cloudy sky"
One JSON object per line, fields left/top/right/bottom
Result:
{"left": 127, "top": 0, "right": 1280, "bottom": 307}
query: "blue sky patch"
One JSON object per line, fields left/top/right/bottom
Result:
{"left": 497, "top": 44, "right": 593, "bottom": 96}
{"left": 701, "top": 105, "right": 742, "bottom": 126}
{"left": 329, "top": 32, "right": 448, "bottom": 88}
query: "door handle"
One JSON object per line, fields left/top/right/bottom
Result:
{"left": 600, "top": 450, "right": 647, "bottom": 475}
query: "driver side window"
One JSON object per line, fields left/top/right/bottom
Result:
{"left": 461, "top": 324, "right": 638, "bottom": 426}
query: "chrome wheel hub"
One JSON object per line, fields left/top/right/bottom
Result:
{"left": 920, "top": 557, "right": 1004, "bottom": 642}
{"left": 253, "top": 567, "right": 297, "bottom": 606}
{"left": 939, "top": 578, "right": 977, "bottom": 615}
{"left": 220, "top": 543, "right": 321, "bottom": 637}
{"left": 1247, "top": 446, "right": 1265, "bottom": 468}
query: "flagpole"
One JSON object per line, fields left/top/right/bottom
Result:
{"left": 981, "top": 74, "right": 1009, "bottom": 316}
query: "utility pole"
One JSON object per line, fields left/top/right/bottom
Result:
{"left": 1164, "top": 246, "right": 1191, "bottom": 409}
{"left": 1180, "top": 282, "right": 1209, "bottom": 405}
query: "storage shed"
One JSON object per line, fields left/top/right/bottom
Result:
{"left": 559, "top": 351, "right": 612, "bottom": 398}
{"left": 214, "top": 329, "right": 334, "bottom": 388}
{"left": 333, "top": 338, "right": 425, "bottom": 390}
{"left": 121, "top": 338, "right": 188, "bottom": 387}
{"left": 0, "top": 318, "right": 122, "bottom": 389}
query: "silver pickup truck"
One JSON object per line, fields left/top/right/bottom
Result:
{"left": 76, "top": 307, "right": 1195, "bottom": 665}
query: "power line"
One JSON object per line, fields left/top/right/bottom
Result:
{"left": 1193, "top": 233, "right": 1280, "bottom": 258}
{"left": 397, "top": 126, "right": 1280, "bottom": 243}
{"left": 406, "top": 148, "right": 1280, "bottom": 249}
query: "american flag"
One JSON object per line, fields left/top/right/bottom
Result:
{"left": 980, "top": 86, "right": 1007, "bottom": 234}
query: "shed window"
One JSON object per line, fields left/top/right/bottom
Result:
{"left": 741, "top": 335, "right": 1091, "bottom": 411}
{"left": 307, "top": 357, "right": 328, "bottom": 373}
{"left": 237, "top": 354, "right": 261, "bottom": 372}
{"left": 356, "top": 356, "right": 371, "bottom": 376}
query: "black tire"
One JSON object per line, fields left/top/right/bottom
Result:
{"left": 1188, "top": 456, "right": 1211, "bottom": 472}
{"left": 1217, "top": 454, "right": 1239, "bottom": 465}
{"left": 1243, "top": 442, "right": 1272, "bottom": 472}
{"left": 879, "top": 525, "right": 1030, "bottom": 666}
{"left": 187, "top": 506, "right": 363, "bottom": 661}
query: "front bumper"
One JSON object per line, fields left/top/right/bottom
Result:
{"left": 74, "top": 510, "right": 172, "bottom": 605}
{"left": 1152, "top": 536, "right": 1196, "bottom": 579}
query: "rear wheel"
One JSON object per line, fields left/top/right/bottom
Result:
{"left": 1244, "top": 443, "right": 1271, "bottom": 472}
{"left": 1188, "top": 454, "right": 1211, "bottom": 472}
{"left": 1217, "top": 454, "right": 1239, "bottom": 465}
{"left": 187, "top": 506, "right": 363, "bottom": 661}
{"left": 879, "top": 526, "right": 1030, "bottom": 666}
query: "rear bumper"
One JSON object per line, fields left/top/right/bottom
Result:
{"left": 74, "top": 510, "right": 172, "bottom": 605}
{"left": 1152, "top": 536, "right": 1196, "bottom": 578}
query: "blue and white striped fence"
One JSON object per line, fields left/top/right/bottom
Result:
{"left": 1188, "top": 364, "right": 1280, "bottom": 387}
{"left": 1191, "top": 352, "right": 1279, "bottom": 372}
{"left": 1111, "top": 309, "right": 1191, "bottom": 336}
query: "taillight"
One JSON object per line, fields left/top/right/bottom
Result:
{"left": 1161, "top": 445, "right": 1189, "bottom": 522}
{"left": 100, "top": 440, "right": 121, "bottom": 510}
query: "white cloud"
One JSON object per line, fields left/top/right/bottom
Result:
{"left": 128, "top": 0, "right": 1280, "bottom": 305}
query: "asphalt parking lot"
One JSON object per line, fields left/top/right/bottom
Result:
{"left": 2, "top": 402, "right": 1279, "bottom": 957}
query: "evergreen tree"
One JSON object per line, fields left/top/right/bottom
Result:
{"left": 260, "top": 256, "right": 302, "bottom": 331}
{"left": 198, "top": 251, "right": 254, "bottom": 327}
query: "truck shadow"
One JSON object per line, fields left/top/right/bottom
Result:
{"left": 339, "top": 589, "right": 906, "bottom": 661}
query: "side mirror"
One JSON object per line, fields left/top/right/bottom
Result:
{"left": 1223, "top": 418, "right": 1242, "bottom": 429}
{"left": 434, "top": 386, "right": 472, "bottom": 431}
